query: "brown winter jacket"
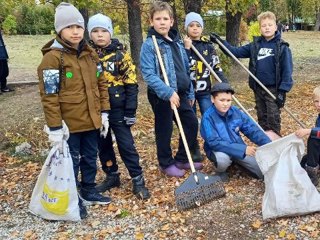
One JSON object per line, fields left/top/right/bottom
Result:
{"left": 38, "top": 36, "right": 110, "bottom": 133}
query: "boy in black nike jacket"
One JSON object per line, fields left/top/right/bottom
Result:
{"left": 88, "top": 13, "right": 150, "bottom": 200}
{"left": 211, "top": 11, "right": 293, "bottom": 136}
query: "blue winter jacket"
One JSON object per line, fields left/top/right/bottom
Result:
{"left": 222, "top": 31, "right": 293, "bottom": 92}
{"left": 311, "top": 114, "right": 320, "bottom": 139}
{"left": 0, "top": 32, "right": 9, "bottom": 60}
{"left": 140, "top": 28, "right": 194, "bottom": 101}
{"left": 200, "top": 105, "right": 271, "bottom": 159}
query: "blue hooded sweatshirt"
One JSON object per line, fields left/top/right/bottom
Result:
{"left": 222, "top": 31, "right": 293, "bottom": 92}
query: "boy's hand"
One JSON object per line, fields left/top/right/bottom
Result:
{"left": 189, "top": 99, "right": 195, "bottom": 107}
{"left": 170, "top": 92, "right": 180, "bottom": 109}
{"left": 275, "top": 91, "right": 286, "bottom": 108}
{"left": 246, "top": 146, "right": 256, "bottom": 157}
{"left": 210, "top": 33, "right": 223, "bottom": 44}
{"left": 184, "top": 35, "right": 192, "bottom": 49}
{"left": 295, "top": 128, "right": 311, "bottom": 138}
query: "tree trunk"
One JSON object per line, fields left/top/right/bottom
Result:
{"left": 79, "top": 8, "right": 89, "bottom": 41}
{"left": 183, "top": 0, "right": 202, "bottom": 13}
{"left": 126, "top": 0, "right": 143, "bottom": 68}
{"left": 315, "top": 12, "right": 320, "bottom": 31}
{"left": 225, "top": 10, "right": 242, "bottom": 46}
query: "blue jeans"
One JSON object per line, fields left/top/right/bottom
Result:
{"left": 193, "top": 94, "right": 212, "bottom": 116}
{"left": 67, "top": 129, "right": 99, "bottom": 189}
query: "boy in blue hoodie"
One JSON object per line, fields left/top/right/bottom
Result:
{"left": 210, "top": 11, "right": 293, "bottom": 136}
{"left": 200, "top": 82, "right": 271, "bottom": 181}
{"left": 140, "top": 1, "right": 201, "bottom": 177}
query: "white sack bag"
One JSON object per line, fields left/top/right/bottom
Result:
{"left": 256, "top": 133, "right": 320, "bottom": 220}
{"left": 29, "top": 141, "right": 80, "bottom": 221}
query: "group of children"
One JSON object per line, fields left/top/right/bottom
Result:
{"left": 38, "top": 1, "right": 319, "bottom": 219}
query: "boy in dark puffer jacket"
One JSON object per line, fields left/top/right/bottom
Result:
{"left": 88, "top": 13, "right": 150, "bottom": 200}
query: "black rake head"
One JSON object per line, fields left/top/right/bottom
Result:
{"left": 175, "top": 172, "right": 226, "bottom": 210}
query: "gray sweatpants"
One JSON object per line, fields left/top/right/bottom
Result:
{"left": 214, "top": 152, "right": 263, "bottom": 179}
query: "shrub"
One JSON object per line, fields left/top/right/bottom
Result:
{"left": 248, "top": 21, "right": 260, "bottom": 42}
{"left": 2, "top": 15, "right": 17, "bottom": 35}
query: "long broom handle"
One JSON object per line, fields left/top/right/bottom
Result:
{"left": 214, "top": 38, "right": 306, "bottom": 128}
{"left": 152, "top": 35, "right": 198, "bottom": 177}
{"left": 190, "top": 44, "right": 265, "bottom": 132}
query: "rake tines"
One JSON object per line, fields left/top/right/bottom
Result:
{"left": 175, "top": 173, "right": 226, "bottom": 210}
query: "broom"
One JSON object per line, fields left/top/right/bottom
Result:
{"left": 151, "top": 35, "right": 226, "bottom": 210}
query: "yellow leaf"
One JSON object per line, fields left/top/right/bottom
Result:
{"left": 135, "top": 232, "right": 144, "bottom": 240}
{"left": 279, "top": 229, "right": 286, "bottom": 238}
{"left": 251, "top": 220, "right": 262, "bottom": 229}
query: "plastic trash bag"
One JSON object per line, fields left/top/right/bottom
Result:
{"left": 256, "top": 133, "right": 320, "bottom": 220}
{"left": 29, "top": 140, "right": 80, "bottom": 221}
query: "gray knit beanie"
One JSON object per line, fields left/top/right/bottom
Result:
{"left": 88, "top": 13, "right": 113, "bottom": 37}
{"left": 184, "top": 12, "right": 204, "bottom": 30}
{"left": 54, "top": 2, "right": 85, "bottom": 34}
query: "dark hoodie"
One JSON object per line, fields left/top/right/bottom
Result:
{"left": 147, "top": 27, "right": 190, "bottom": 94}
{"left": 222, "top": 31, "right": 293, "bottom": 92}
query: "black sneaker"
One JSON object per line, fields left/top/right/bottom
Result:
{"left": 1, "top": 87, "right": 14, "bottom": 93}
{"left": 78, "top": 197, "right": 88, "bottom": 219}
{"left": 96, "top": 172, "right": 121, "bottom": 193}
{"left": 190, "top": 141, "right": 203, "bottom": 162}
{"left": 132, "top": 174, "right": 150, "bottom": 200}
{"left": 80, "top": 188, "right": 111, "bottom": 205}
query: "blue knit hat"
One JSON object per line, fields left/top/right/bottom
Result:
{"left": 184, "top": 12, "right": 204, "bottom": 30}
{"left": 88, "top": 13, "right": 113, "bottom": 37}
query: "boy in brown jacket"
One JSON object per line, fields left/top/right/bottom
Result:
{"left": 37, "top": 2, "right": 111, "bottom": 219}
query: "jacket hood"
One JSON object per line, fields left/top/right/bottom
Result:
{"left": 89, "top": 38, "right": 124, "bottom": 54}
{"left": 147, "top": 27, "right": 180, "bottom": 42}
{"left": 41, "top": 35, "right": 87, "bottom": 56}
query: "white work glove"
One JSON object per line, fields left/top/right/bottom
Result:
{"left": 44, "top": 121, "right": 70, "bottom": 152}
{"left": 100, "top": 112, "right": 109, "bottom": 138}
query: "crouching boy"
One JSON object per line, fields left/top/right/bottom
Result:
{"left": 200, "top": 82, "right": 271, "bottom": 181}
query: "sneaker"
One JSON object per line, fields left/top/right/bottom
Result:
{"left": 78, "top": 197, "right": 88, "bottom": 219}
{"left": 160, "top": 164, "right": 186, "bottom": 177}
{"left": 80, "top": 188, "right": 111, "bottom": 206}
{"left": 175, "top": 161, "right": 203, "bottom": 170}
{"left": 1, "top": 87, "right": 14, "bottom": 93}
{"left": 96, "top": 172, "right": 121, "bottom": 193}
{"left": 132, "top": 174, "right": 150, "bottom": 200}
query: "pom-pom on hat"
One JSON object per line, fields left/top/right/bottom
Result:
{"left": 88, "top": 13, "right": 113, "bottom": 37}
{"left": 184, "top": 12, "right": 204, "bottom": 30}
{"left": 54, "top": 2, "right": 85, "bottom": 34}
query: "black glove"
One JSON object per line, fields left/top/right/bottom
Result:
{"left": 210, "top": 32, "right": 223, "bottom": 44}
{"left": 275, "top": 91, "right": 286, "bottom": 108}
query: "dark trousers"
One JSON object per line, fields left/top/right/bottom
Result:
{"left": 98, "top": 120, "right": 142, "bottom": 178}
{"left": 147, "top": 90, "right": 198, "bottom": 168}
{"left": 0, "top": 60, "right": 9, "bottom": 89}
{"left": 67, "top": 129, "right": 99, "bottom": 189}
{"left": 301, "top": 136, "right": 320, "bottom": 167}
{"left": 254, "top": 87, "right": 281, "bottom": 135}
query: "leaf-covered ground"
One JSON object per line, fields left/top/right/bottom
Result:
{"left": 0, "top": 31, "right": 320, "bottom": 239}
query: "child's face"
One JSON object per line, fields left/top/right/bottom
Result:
{"left": 314, "top": 94, "right": 320, "bottom": 113}
{"left": 150, "top": 10, "right": 173, "bottom": 38}
{"left": 90, "top": 27, "right": 111, "bottom": 47}
{"left": 259, "top": 18, "right": 277, "bottom": 41}
{"left": 187, "top": 21, "right": 202, "bottom": 40}
{"left": 60, "top": 25, "right": 84, "bottom": 48}
{"left": 212, "top": 92, "right": 232, "bottom": 115}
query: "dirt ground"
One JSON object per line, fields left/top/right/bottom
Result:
{"left": 0, "top": 31, "right": 320, "bottom": 239}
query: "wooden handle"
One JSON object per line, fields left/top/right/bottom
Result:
{"left": 152, "top": 35, "right": 197, "bottom": 174}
